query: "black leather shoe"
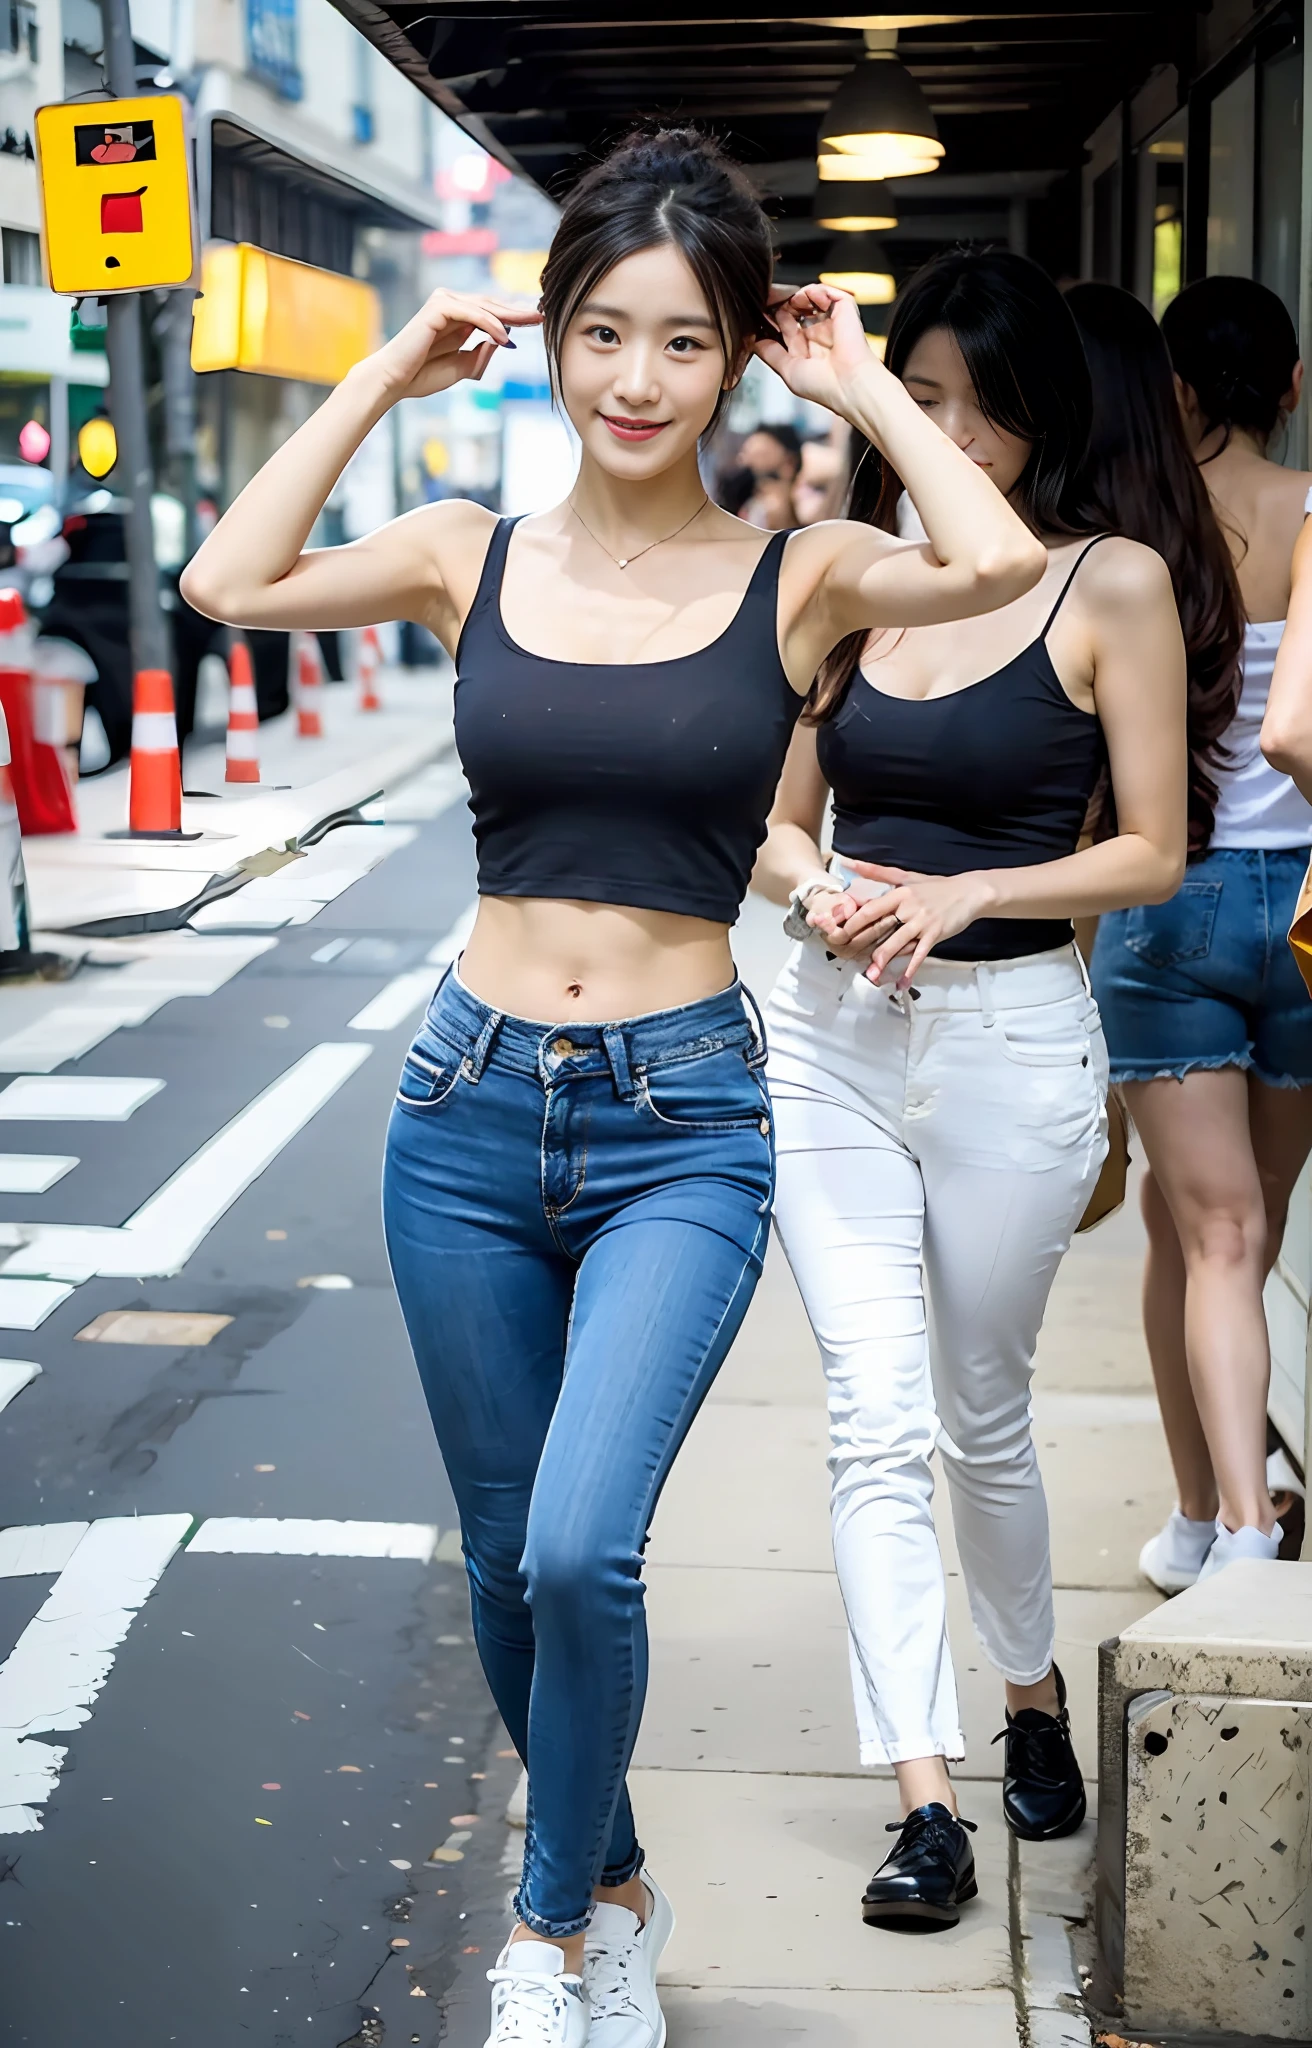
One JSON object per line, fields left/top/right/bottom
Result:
{"left": 861, "top": 1804, "right": 978, "bottom": 1930}
{"left": 994, "top": 1663, "right": 1087, "bottom": 1841}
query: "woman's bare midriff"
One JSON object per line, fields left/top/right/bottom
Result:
{"left": 456, "top": 895, "right": 738, "bottom": 1023}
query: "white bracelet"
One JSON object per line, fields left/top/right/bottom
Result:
{"left": 789, "top": 870, "right": 841, "bottom": 912}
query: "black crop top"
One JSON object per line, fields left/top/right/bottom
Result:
{"left": 817, "top": 538, "right": 1108, "bottom": 962}
{"left": 454, "top": 518, "right": 802, "bottom": 924}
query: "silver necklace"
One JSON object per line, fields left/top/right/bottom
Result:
{"left": 567, "top": 494, "right": 709, "bottom": 570}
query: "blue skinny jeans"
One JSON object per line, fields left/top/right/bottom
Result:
{"left": 382, "top": 967, "right": 773, "bottom": 1937}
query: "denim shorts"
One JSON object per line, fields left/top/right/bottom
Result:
{"left": 1092, "top": 845, "right": 1312, "bottom": 1088}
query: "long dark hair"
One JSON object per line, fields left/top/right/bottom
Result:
{"left": 538, "top": 127, "right": 774, "bottom": 440}
{"left": 809, "top": 246, "right": 1096, "bottom": 721}
{"left": 1066, "top": 282, "right": 1243, "bottom": 858}
{"left": 1161, "top": 275, "right": 1300, "bottom": 449}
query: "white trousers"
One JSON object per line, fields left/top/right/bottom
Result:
{"left": 764, "top": 940, "right": 1108, "bottom": 1766}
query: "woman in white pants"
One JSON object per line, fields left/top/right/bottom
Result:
{"left": 754, "top": 249, "right": 1188, "bottom": 1931}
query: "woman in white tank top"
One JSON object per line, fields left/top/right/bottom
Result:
{"left": 1093, "top": 276, "right": 1312, "bottom": 1589}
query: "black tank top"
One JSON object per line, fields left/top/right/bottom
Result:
{"left": 817, "top": 539, "right": 1109, "bottom": 962}
{"left": 454, "top": 518, "right": 802, "bottom": 924}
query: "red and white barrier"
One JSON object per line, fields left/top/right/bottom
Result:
{"left": 0, "top": 589, "right": 75, "bottom": 835}
{"left": 358, "top": 626, "right": 382, "bottom": 713}
{"left": 128, "top": 669, "right": 182, "bottom": 834}
{"left": 224, "top": 639, "right": 260, "bottom": 784}
{"left": 295, "top": 633, "right": 324, "bottom": 738}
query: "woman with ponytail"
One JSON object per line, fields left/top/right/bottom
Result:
{"left": 181, "top": 134, "right": 1045, "bottom": 2047}
{"left": 1093, "top": 276, "right": 1312, "bottom": 1595}
{"left": 753, "top": 247, "right": 1187, "bottom": 1930}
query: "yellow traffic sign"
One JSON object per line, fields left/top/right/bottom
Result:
{"left": 34, "top": 94, "right": 197, "bottom": 295}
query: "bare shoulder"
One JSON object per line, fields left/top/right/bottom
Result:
{"left": 386, "top": 496, "right": 498, "bottom": 560}
{"left": 1075, "top": 533, "right": 1174, "bottom": 613}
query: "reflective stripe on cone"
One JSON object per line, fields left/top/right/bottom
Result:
{"left": 128, "top": 669, "right": 182, "bottom": 834}
{"left": 225, "top": 640, "right": 260, "bottom": 784}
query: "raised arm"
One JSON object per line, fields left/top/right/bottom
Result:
{"left": 756, "top": 285, "right": 1048, "bottom": 670}
{"left": 179, "top": 289, "right": 540, "bottom": 641}
{"left": 1261, "top": 511, "right": 1312, "bottom": 799}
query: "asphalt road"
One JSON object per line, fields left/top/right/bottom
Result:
{"left": 0, "top": 785, "right": 524, "bottom": 2046}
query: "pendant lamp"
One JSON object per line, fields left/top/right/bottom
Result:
{"left": 814, "top": 178, "right": 898, "bottom": 233}
{"left": 819, "top": 234, "right": 896, "bottom": 306}
{"left": 820, "top": 52, "right": 943, "bottom": 179}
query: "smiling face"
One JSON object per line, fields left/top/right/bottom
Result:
{"left": 900, "top": 325, "right": 1033, "bottom": 500}
{"left": 556, "top": 242, "right": 738, "bottom": 477}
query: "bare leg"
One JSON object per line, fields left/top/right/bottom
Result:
{"left": 894, "top": 1755, "right": 957, "bottom": 1815}
{"left": 1125, "top": 1070, "right": 1310, "bottom": 1534}
{"left": 1140, "top": 1166, "right": 1218, "bottom": 1521}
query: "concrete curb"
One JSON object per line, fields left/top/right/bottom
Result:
{"left": 1014, "top": 1825, "right": 1096, "bottom": 2048}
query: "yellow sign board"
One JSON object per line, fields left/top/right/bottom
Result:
{"left": 190, "top": 243, "right": 382, "bottom": 386}
{"left": 35, "top": 94, "right": 196, "bottom": 295}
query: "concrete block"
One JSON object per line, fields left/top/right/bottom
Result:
{"left": 1095, "top": 1560, "right": 1312, "bottom": 2023}
{"left": 1122, "top": 1691, "right": 1311, "bottom": 2038}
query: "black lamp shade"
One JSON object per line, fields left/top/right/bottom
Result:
{"left": 814, "top": 179, "right": 898, "bottom": 230}
{"left": 821, "top": 55, "right": 941, "bottom": 154}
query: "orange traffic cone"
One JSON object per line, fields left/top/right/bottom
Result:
{"left": 128, "top": 669, "right": 182, "bottom": 834}
{"left": 295, "top": 632, "right": 324, "bottom": 738}
{"left": 224, "top": 639, "right": 260, "bottom": 784}
{"left": 0, "top": 589, "right": 75, "bottom": 835}
{"left": 359, "top": 625, "right": 382, "bottom": 712}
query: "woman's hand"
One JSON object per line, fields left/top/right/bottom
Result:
{"left": 817, "top": 861, "right": 998, "bottom": 987}
{"left": 369, "top": 289, "right": 543, "bottom": 402}
{"left": 754, "top": 283, "right": 879, "bottom": 415}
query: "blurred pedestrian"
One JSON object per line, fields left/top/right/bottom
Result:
{"left": 754, "top": 247, "right": 1187, "bottom": 1929}
{"left": 737, "top": 421, "right": 802, "bottom": 527}
{"left": 793, "top": 424, "right": 849, "bottom": 525}
{"left": 181, "top": 131, "right": 1044, "bottom": 2048}
{"left": 1091, "top": 276, "right": 1312, "bottom": 1587}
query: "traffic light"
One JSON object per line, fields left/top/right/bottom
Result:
{"left": 77, "top": 416, "right": 118, "bottom": 478}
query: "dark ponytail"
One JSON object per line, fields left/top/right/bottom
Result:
{"left": 1160, "top": 275, "right": 1299, "bottom": 447}
{"left": 1066, "top": 282, "right": 1244, "bottom": 857}
{"left": 808, "top": 247, "right": 1096, "bottom": 722}
{"left": 538, "top": 127, "right": 774, "bottom": 439}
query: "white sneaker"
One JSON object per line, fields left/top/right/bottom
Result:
{"left": 584, "top": 1873, "right": 675, "bottom": 2048}
{"left": 485, "top": 1938, "right": 590, "bottom": 2047}
{"left": 1198, "top": 1518, "right": 1283, "bottom": 1580}
{"left": 1139, "top": 1509, "right": 1218, "bottom": 1594}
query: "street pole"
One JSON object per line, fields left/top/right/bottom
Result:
{"left": 100, "top": 0, "right": 170, "bottom": 677}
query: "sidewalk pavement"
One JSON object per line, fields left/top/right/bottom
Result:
{"left": 627, "top": 897, "right": 1175, "bottom": 2045}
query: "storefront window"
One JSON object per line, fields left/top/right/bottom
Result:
{"left": 1142, "top": 112, "right": 1185, "bottom": 316}
{"left": 1207, "top": 64, "right": 1256, "bottom": 275}
{"left": 1258, "top": 41, "right": 1302, "bottom": 325}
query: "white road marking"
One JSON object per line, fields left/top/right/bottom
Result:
{"left": 188, "top": 1519, "right": 438, "bottom": 1561}
{"left": 0, "top": 1076, "right": 164, "bottom": 1122}
{"left": 0, "top": 1043, "right": 373, "bottom": 1282}
{"left": 348, "top": 969, "right": 436, "bottom": 1033}
{"left": 0, "top": 1280, "right": 73, "bottom": 1329}
{"left": 0, "top": 1358, "right": 40, "bottom": 1411}
{"left": 0, "top": 1004, "right": 162, "bottom": 1074}
{"left": 311, "top": 938, "right": 351, "bottom": 963}
{"left": 0, "top": 939, "right": 278, "bottom": 1071}
{"left": 0, "top": 1155, "right": 78, "bottom": 1193}
{"left": 0, "top": 1522, "right": 86, "bottom": 1576}
{"left": 426, "top": 901, "right": 476, "bottom": 966}
{"left": 0, "top": 1515, "right": 191, "bottom": 1833}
